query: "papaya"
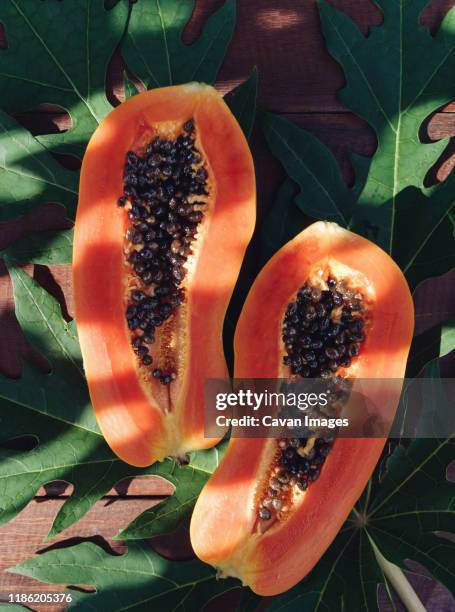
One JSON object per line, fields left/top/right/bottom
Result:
{"left": 73, "top": 83, "right": 256, "bottom": 467}
{"left": 190, "top": 221, "right": 414, "bottom": 595}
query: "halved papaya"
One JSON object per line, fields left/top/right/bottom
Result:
{"left": 190, "top": 221, "right": 414, "bottom": 595}
{"left": 73, "top": 83, "right": 256, "bottom": 467}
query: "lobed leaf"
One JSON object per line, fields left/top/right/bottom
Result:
{"left": 0, "top": 0, "right": 129, "bottom": 157}
{"left": 0, "top": 110, "right": 77, "bottom": 263}
{"left": 262, "top": 0, "right": 455, "bottom": 289}
{"left": 262, "top": 112, "right": 353, "bottom": 226}
{"left": 9, "top": 541, "right": 241, "bottom": 611}
{"left": 267, "top": 528, "right": 386, "bottom": 611}
{"left": 0, "top": 265, "right": 224, "bottom": 538}
{"left": 123, "top": 0, "right": 236, "bottom": 89}
{"left": 368, "top": 438, "right": 455, "bottom": 597}
{"left": 0, "top": 111, "right": 77, "bottom": 221}
{"left": 0, "top": 0, "right": 241, "bottom": 265}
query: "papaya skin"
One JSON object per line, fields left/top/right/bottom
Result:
{"left": 190, "top": 221, "right": 414, "bottom": 595}
{"left": 73, "top": 83, "right": 256, "bottom": 467}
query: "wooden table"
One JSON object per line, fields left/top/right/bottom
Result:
{"left": 0, "top": 1, "right": 453, "bottom": 609}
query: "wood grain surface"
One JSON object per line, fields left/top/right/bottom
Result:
{"left": 0, "top": 0, "right": 454, "bottom": 609}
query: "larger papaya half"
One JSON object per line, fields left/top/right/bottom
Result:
{"left": 73, "top": 84, "right": 256, "bottom": 467}
{"left": 190, "top": 221, "right": 414, "bottom": 595}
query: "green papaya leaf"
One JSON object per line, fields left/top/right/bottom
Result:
{"left": 262, "top": 113, "right": 354, "bottom": 226}
{"left": 319, "top": 0, "right": 455, "bottom": 253}
{"left": 0, "top": 109, "right": 77, "bottom": 263}
{"left": 0, "top": 111, "right": 77, "bottom": 221}
{"left": 0, "top": 265, "right": 225, "bottom": 538}
{"left": 123, "top": 0, "right": 236, "bottom": 89}
{"left": 0, "top": 0, "right": 129, "bottom": 157}
{"left": 262, "top": 0, "right": 455, "bottom": 289}
{"left": 0, "top": 0, "right": 239, "bottom": 264}
{"left": 1, "top": 264, "right": 94, "bottom": 429}
{"left": 9, "top": 541, "right": 241, "bottom": 611}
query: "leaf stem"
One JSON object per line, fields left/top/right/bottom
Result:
{"left": 369, "top": 537, "right": 425, "bottom": 612}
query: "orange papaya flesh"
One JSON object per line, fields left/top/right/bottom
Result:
{"left": 73, "top": 83, "right": 256, "bottom": 467}
{"left": 190, "top": 221, "right": 414, "bottom": 595}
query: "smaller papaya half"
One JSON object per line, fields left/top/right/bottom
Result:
{"left": 190, "top": 221, "right": 414, "bottom": 595}
{"left": 73, "top": 83, "right": 255, "bottom": 467}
